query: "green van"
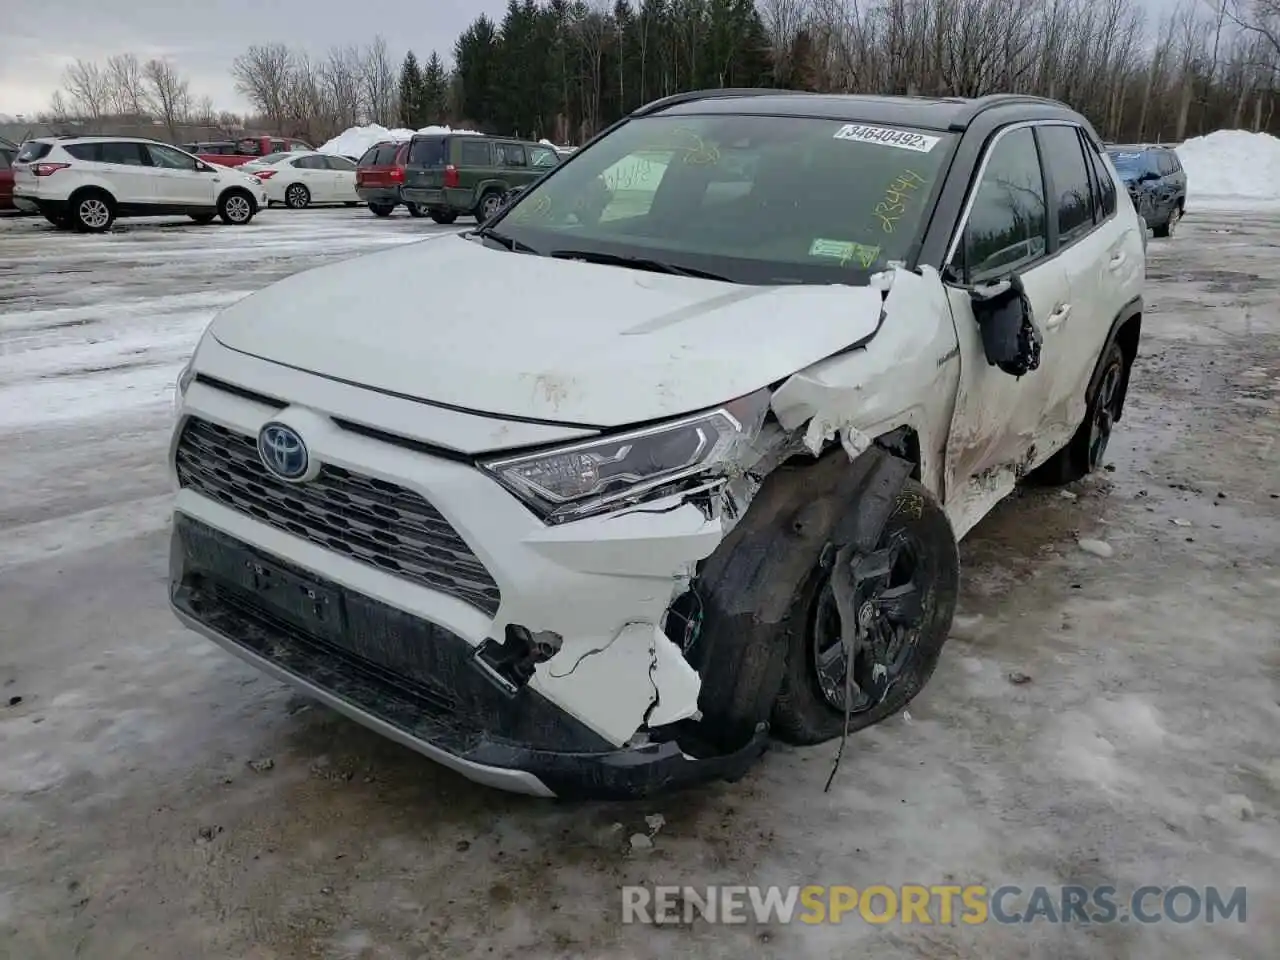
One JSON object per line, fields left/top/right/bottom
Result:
{"left": 399, "top": 134, "right": 561, "bottom": 224}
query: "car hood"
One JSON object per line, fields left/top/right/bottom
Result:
{"left": 208, "top": 235, "right": 888, "bottom": 427}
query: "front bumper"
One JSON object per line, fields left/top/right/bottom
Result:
{"left": 171, "top": 514, "right": 767, "bottom": 799}
{"left": 167, "top": 342, "right": 763, "bottom": 797}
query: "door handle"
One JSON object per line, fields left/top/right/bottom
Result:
{"left": 1045, "top": 303, "right": 1071, "bottom": 330}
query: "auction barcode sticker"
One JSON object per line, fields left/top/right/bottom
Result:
{"left": 833, "top": 124, "right": 941, "bottom": 153}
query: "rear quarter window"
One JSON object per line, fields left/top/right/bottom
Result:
{"left": 408, "top": 138, "right": 445, "bottom": 166}
{"left": 16, "top": 142, "right": 53, "bottom": 163}
{"left": 459, "top": 139, "right": 491, "bottom": 166}
{"left": 64, "top": 143, "right": 99, "bottom": 161}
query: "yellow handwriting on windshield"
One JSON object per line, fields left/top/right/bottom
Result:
{"left": 873, "top": 169, "right": 928, "bottom": 233}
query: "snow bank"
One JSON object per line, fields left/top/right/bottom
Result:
{"left": 1177, "top": 130, "right": 1280, "bottom": 209}
{"left": 317, "top": 123, "right": 483, "bottom": 158}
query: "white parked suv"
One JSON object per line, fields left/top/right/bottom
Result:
{"left": 168, "top": 92, "right": 1145, "bottom": 799}
{"left": 11, "top": 136, "right": 268, "bottom": 232}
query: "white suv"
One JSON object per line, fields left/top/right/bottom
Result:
{"left": 12, "top": 136, "right": 268, "bottom": 232}
{"left": 169, "top": 92, "right": 1145, "bottom": 799}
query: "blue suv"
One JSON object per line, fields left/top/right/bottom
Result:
{"left": 1107, "top": 144, "right": 1187, "bottom": 238}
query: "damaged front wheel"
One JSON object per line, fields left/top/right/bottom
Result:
{"left": 771, "top": 479, "right": 960, "bottom": 745}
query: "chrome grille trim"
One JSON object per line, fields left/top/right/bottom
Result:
{"left": 174, "top": 418, "right": 501, "bottom": 616}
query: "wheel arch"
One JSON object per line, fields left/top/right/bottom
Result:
{"left": 67, "top": 183, "right": 116, "bottom": 209}
{"left": 218, "top": 185, "right": 258, "bottom": 213}
{"left": 1096, "top": 297, "right": 1142, "bottom": 423}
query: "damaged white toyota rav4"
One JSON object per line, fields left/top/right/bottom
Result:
{"left": 169, "top": 91, "right": 1145, "bottom": 799}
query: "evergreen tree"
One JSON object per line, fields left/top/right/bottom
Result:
{"left": 420, "top": 51, "right": 449, "bottom": 124}
{"left": 397, "top": 51, "right": 423, "bottom": 127}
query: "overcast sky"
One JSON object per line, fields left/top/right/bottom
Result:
{"left": 1, "top": 0, "right": 1193, "bottom": 117}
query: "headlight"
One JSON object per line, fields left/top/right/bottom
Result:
{"left": 480, "top": 391, "right": 770, "bottom": 524}
{"left": 173, "top": 358, "right": 195, "bottom": 414}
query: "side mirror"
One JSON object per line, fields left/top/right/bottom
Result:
{"left": 969, "top": 274, "right": 1042, "bottom": 378}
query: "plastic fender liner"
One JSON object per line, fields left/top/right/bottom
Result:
{"left": 683, "top": 445, "right": 915, "bottom": 750}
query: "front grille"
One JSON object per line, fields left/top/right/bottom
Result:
{"left": 175, "top": 417, "right": 501, "bottom": 616}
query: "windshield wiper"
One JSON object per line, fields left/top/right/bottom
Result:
{"left": 474, "top": 227, "right": 538, "bottom": 254}
{"left": 549, "top": 249, "right": 732, "bottom": 282}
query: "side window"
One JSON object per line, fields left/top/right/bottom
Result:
{"left": 235, "top": 138, "right": 263, "bottom": 156}
{"left": 16, "top": 142, "right": 53, "bottom": 163}
{"left": 1038, "top": 124, "right": 1094, "bottom": 246}
{"left": 292, "top": 155, "right": 326, "bottom": 170}
{"left": 460, "top": 140, "right": 492, "bottom": 166}
{"left": 324, "top": 156, "right": 356, "bottom": 171}
{"left": 960, "top": 126, "right": 1048, "bottom": 281}
{"left": 270, "top": 139, "right": 287, "bottom": 153}
{"left": 496, "top": 143, "right": 527, "bottom": 167}
{"left": 289, "top": 141, "right": 309, "bottom": 152}
{"left": 529, "top": 146, "right": 558, "bottom": 168}
{"left": 146, "top": 144, "right": 199, "bottom": 170}
{"left": 1084, "top": 138, "right": 1117, "bottom": 219}
{"left": 64, "top": 143, "right": 100, "bottom": 162}
{"left": 100, "top": 141, "right": 148, "bottom": 166}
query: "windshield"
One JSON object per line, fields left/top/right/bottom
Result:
{"left": 492, "top": 114, "right": 954, "bottom": 284}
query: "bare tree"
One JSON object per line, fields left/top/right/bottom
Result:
{"left": 106, "top": 53, "right": 148, "bottom": 117}
{"left": 232, "top": 43, "right": 293, "bottom": 133}
{"left": 62, "top": 59, "right": 110, "bottom": 123}
{"left": 323, "top": 45, "right": 364, "bottom": 132}
{"left": 144, "top": 58, "right": 192, "bottom": 141}
{"left": 47, "top": 90, "right": 72, "bottom": 125}
{"left": 360, "top": 36, "right": 397, "bottom": 125}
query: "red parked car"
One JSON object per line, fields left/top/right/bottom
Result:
{"left": 355, "top": 140, "right": 424, "bottom": 217}
{"left": 181, "top": 135, "right": 313, "bottom": 168}
{"left": 0, "top": 137, "right": 16, "bottom": 210}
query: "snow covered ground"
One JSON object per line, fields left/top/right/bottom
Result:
{"left": 1, "top": 172, "right": 1279, "bottom": 958}
{"left": 1177, "top": 130, "right": 1280, "bottom": 211}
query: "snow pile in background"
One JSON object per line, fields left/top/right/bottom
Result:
{"left": 1177, "top": 130, "right": 1280, "bottom": 209}
{"left": 317, "top": 124, "right": 482, "bottom": 158}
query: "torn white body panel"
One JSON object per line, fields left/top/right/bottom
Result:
{"left": 772, "top": 267, "right": 961, "bottom": 509}
{"left": 534, "top": 622, "right": 702, "bottom": 743}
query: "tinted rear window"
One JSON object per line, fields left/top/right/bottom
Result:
{"left": 357, "top": 145, "right": 381, "bottom": 166}
{"left": 0, "top": 148, "right": 13, "bottom": 169}
{"left": 16, "top": 142, "right": 53, "bottom": 163}
{"left": 408, "top": 137, "right": 446, "bottom": 166}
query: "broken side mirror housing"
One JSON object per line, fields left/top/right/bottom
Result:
{"left": 968, "top": 274, "right": 1043, "bottom": 378}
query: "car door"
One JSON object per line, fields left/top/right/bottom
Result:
{"left": 496, "top": 141, "right": 533, "bottom": 188}
{"left": 145, "top": 143, "right": 215, "bottom": 207}
{"left": 941, "top": 123, "right": 1071, "bottom": 522}
{"left": 1032, "top": 124, "right": 1130, "bottom": 449}
{"left": 324, "top": 154, "right": 358, "bottom": 200}
{"left": 290, "top": 154, "right": 330, "bottom": 201}
{"left": 96, "top": 141, "right": 157, "bottom": 207}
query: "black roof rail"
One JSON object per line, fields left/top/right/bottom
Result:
{"left": 947, "top": 93, "right": 1076, "bottom": 130}
{"left": 631, "top": 87, "right": 804, "bottom": 117}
